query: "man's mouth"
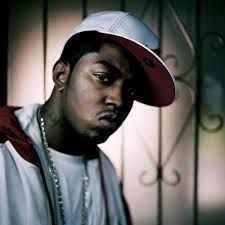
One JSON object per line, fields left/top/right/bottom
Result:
{"left": 98, "top": 111, "right": 120, "bottom": 129}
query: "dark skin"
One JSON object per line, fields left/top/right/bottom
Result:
{"left": 40, "top": 42, "right": 138, "bottom": 156}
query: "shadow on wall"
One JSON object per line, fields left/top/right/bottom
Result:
{"left": 200, "top": 205, "right": 225, "bottom": 225}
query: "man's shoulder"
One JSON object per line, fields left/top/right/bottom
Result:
{"left": 99, "top": 149, "right": 118, "bottom": 176}
{"left": 0, "top": 105, "right": 21, "bottom": 142}
{"left": 0, "top": 105, "right": 20, "bottom": 120}
{"left": 0, "top": 103, "right": 40, "bottom": 126}
{"left": 0, "top": 104, "right": 41, "bottom": 166}
{"left": 99, "top": 149, "right": 113, "bottom": 164}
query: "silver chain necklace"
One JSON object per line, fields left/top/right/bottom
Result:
{"left": 37, "top": 107, "right": 89, "bottom": 225}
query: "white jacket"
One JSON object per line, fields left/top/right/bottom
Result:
{"left": 0, "top": 104, "right": 128, "bottom": 225}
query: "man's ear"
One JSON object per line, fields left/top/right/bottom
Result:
{"left": 52, "top": 60, "right": 70, "bottom": 92}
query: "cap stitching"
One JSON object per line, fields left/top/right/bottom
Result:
{"left": 108, "top": 13, "right": 130, "bottom": 33}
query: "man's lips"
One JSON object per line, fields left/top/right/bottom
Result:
{"left": 99, "top": 111, "right": 118, "bottom": 120}
{"left": 97, "top": 111, "right": 120, "bottom": 129}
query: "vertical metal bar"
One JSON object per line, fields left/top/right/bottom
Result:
{"left": 194, "top": 0, "right": 201, "bottom": 225}
{"left": 0, "top": 0, "right": 9, "bottom": 106}
{"left": 119, "top": 5, "right": 127, "bottom": 224}
{"left": 120, "top": 0, "right": 126, "bottom": 12}
{"left": 43, "top": 0, "right": 48, "bottom": 101}
{"left": 158, "top": 0, "right": 163, "bottom": 225}
{"left": 82, "top": 0, "right": 88, "bottom": 19}
{"left": 120, "top": 125, "right": 125, "bottom": 191}
{"left": 157, "top": 109, "right": 163, "bottom": 225}
{"left": 120, "top": 0, "right": 127, "bottom": 192}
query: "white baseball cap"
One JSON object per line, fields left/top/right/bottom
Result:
{"left": 66, "top": 11, "right": 176, "bottom": 107}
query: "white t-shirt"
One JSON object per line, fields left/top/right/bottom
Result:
{"left": 49, "top": 148, "right": 106, "bottom": 225}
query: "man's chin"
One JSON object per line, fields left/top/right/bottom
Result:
{"left": 85, "top": 125, "right": 120, "bottom": 144}
{"left": 93, "top": 133, "right": 111, "bottom": 144}
{"left": 91, "top": 129, "right": 116, "bottom": 144}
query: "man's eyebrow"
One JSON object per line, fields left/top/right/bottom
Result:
{"left": 95, "top": 60, "right": 135, "bottom": 81}
{"left": 95, "top": 60, "right": 121, "bottom": 74}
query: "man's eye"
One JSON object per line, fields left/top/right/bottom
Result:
{"left": 93, "top": 73, "right": 113, "bottom": 84}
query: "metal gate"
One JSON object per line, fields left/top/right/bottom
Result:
{"left": 2, "top": 0, "right": 225, "bottom": 224}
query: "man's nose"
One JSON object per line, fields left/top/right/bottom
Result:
{"left": 105, "top": 83, "right": 123, "bottom": 108}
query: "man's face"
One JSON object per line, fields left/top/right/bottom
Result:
{"left": 62, "top": 42, "right": 136, "bottom": 144}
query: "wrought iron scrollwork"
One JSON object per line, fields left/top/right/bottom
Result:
{"left": 132, "top": 109, "right": 188, "bottom": 186}
{"left": 162, "top": 168, "right": 181, "bottom": 186}
{"left": 136, "top": 0, "right": 197, "bottom": 187}
{"left": 134, "top": 0, "right": 224, "bottom": 188}
{"left": 139, "top": 167, "right": 181, "bottom": 186}
{"left": 201, "top": 32, "right": 224, "bottom": 50}
{"left": 139, "top": 170, "right": 158, "bottom": 186}
{"left": 199, "top": 32, "right": 224, "bottom": 132}
{"left": 133, "top": 0, "right": 198, "bottom": 187}
{"left": 163, "top": 1, "right": 196, "bottom": 79}
{"left": 200, "top": 114, "right": 224, "bottom": 133}
{"left": 136, "top": 104, "right": 194, "bottom": 186}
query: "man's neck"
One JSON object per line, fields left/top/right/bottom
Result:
{"left": 39, "top": 102, "right": 98, "bottom": 157}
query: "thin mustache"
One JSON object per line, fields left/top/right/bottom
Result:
{"left": 97, "top": 108, "right": 119, "bottom": 114}
{"left": 97, "top": 110, "right": 120, "bottom": 119}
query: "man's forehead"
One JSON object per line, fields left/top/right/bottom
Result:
{"left": 97, "top": 42, "right": 139, "bottom": 78}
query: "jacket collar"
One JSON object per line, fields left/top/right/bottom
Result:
{"left": 0, "top": 106, "right": 39, "bottom": 165}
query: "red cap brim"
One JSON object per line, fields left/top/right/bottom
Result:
{"left": 106, "top": 34, "right": 176, "bottom": 107}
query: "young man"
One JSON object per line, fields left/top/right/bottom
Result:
{"left": 0, "top": 11, "right": 175, "bottom": 225}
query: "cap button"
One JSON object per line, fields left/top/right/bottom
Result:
{"left": 144, "top": 58, "right": 154, "bottom": 68}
